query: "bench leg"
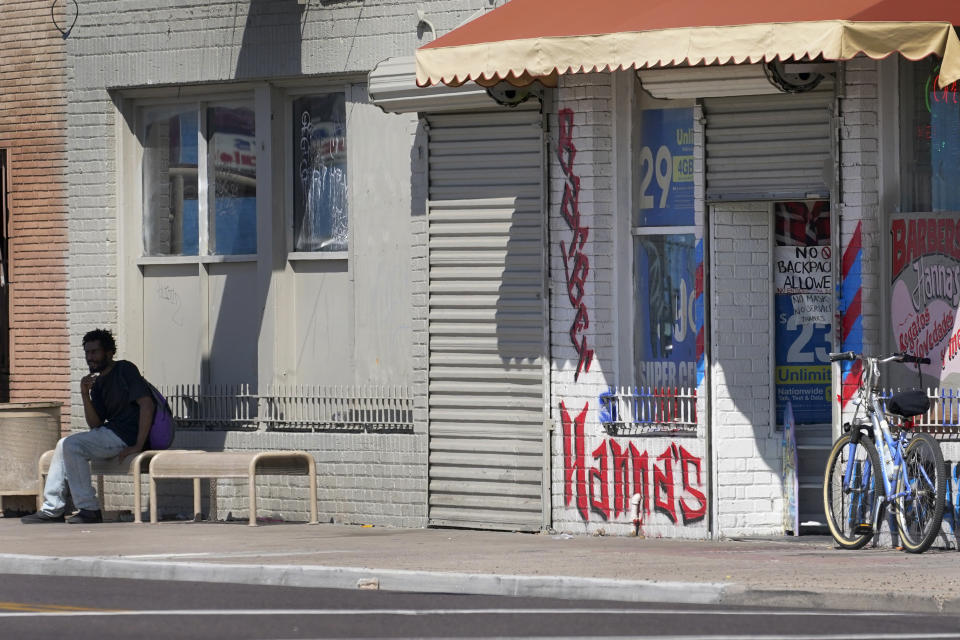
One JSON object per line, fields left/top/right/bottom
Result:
{"left": 133, "top": 471, "right": 143, "bottom": 524}
{"left": 149, "top": 477, "right": 158, "bottom": 524}
{"left": 308, "top": 460, "right": 318, "bottom": 525}
{"left": 193, "top": 478, "right": 201, "bottom": 521}
{"left": 210, "top": 479, "right": 217, "bottom": 521}
{"left": 248, "top": 474, "right": 257, "bottom": 526}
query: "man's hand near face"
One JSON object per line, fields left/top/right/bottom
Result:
{"left": 81, "top": 373, "right": 97, "bottom": 396}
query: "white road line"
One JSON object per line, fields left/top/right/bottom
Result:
{"left": 474, "top": 636, "right": 960, "bottom": 640}
{"left": 0, "top": 607, "right": 937, "bottom": 618}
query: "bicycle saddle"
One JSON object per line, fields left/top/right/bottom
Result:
{"left": 886, "top": 389, "right": 930, "bottom": 418}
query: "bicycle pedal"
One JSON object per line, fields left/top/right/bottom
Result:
{"left": 853, "top": 523, "right": 874, "bottom": 535}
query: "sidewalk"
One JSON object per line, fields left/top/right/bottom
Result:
{"left": 1, "top": 518, "right": 959, "bottom": 614}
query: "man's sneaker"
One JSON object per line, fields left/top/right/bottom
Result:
{"left": 67, "top": 509, "right": 103, "bottom": 524}
{"left": 20, "top": 511, "right": 65, "bottom": 524}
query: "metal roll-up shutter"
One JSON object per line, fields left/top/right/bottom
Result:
{"left": 426, "top": 105, "right": 547, "bottom": 531}
{"left": 704, "top": 81, "right": 834, "bottom": 201}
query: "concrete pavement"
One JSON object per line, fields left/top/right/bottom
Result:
{"left": 0, "top": 518, "right": 958, "bottom": 614}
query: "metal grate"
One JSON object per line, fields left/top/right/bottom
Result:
{"left": 598, "top": 386, "right": 698, "bottom": 437}
{"left": 157, "top": 384, "right": 414, "bottom": 433}
{"left": 879, "top": 388, "right": 960, "bottom": 436}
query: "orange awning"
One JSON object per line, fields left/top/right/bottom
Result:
{"left": 416, "top": 0, "right": 960, "bottom": 88}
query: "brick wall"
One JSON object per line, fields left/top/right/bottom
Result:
{"left": 0, "top": 1, "right": 71, "bottom": 430}
{"left": 838, "top": 58, "right": 881, "bottom": 372}
{"left": 102, "top": 430, "right": 427, "bottom": 527}
{"left": 548, "top": 74, "right": 711, "bottom": 537}
{"left": 710, "top": 202, "right": 783, "bottom": 536}
{"left": 549, "top": 74, "right": 616, "bottom": 534}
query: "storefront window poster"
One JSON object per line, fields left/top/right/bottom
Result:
{"left": 634, "top": 233, "right": 699, "bottom": 389}
{"left": 637, "top": 108, "right": 694, "bottom": 227}
{"left": 890, "top": 212, "right": 960, "bottom": 389}
{"left": 774, "top": 201, "right": 832, "bottom": 425}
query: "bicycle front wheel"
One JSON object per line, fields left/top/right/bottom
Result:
{"left": 823, "top": 432, "right": 883, "bottom": 550}
{"left": 895, "top": 432, "right": 946, "bottom": 554}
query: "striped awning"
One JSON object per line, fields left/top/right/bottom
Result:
{"left": 416, "top": 0, "right": 960, "bottom": 88}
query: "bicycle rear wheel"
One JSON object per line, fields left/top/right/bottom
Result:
{"left": 823, "top": 432, "right": 883, "bottom": 549}
{"left": 895, "top": 432, "right": 946, "bottom": 554}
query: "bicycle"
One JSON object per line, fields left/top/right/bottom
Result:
{"left": 823, "top": 351, "right": 947, "bottom": 553}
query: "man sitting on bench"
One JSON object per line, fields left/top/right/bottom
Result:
{"left": 22, "top": 328, "right": 154, "bottom": 525}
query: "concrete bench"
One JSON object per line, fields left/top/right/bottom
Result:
{"left": 148, "top": 450, "right": 318, "bottom": 526}
{"left": 38, "top": 448, "right": 163, "bottom": 523}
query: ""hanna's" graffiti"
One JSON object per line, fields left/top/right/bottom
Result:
{"left": 560, "top": 401, "right": 706, "bottom": 531}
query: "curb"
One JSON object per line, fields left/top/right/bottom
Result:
{"left": 0, "top": 553, "right": 728, "bottom": 604}
{"left": 1, "top": 553, "right": 958, "bottom": 614}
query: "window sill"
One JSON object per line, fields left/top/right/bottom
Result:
{"left": 137, "top": 254, "right": 257, "bottom": 266}
{"left": 288, "top": 251, "right": 348, "bottom": 262}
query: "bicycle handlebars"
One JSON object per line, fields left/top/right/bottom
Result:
{"left": 827, "top": 351, "right": 931, "bottom": 365}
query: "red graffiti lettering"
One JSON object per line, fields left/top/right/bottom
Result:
{"left": 653, "top": 446, "right": 677, "bottom": 523}
{"left": 557, "top": 109, "right": 577, "bottom": 176}
{"left": 561, "top": 402, "right": 706, "bottom": 528}
{"left": 629, "top": 444, "right": 649, "bottom": 531}
{"left": 677, "top": 445, "right": 707, "bottom": 524}
{"left": 561, "top": 247, "right": 589, "bottom": 307}
{"left": 560, "top": 401, "right": 588, "bottom": 520}
{"left": 610, "top": 440, "right": 631, "bottom": 518}
{"left": 557, "top": 108, "right": 592, "bottom": 382}
{"left": 590, "top": 442, "right": 610, "bottom": 520}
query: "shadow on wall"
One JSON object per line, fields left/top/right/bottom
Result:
{"left": 235, "top": 0, "right": 303, "bottom": 79}
{"left": 712, "top": 205, "right": 786, "bottom": 513}
{"left": 206, "top": 261, "right": 261, "bottom": 391}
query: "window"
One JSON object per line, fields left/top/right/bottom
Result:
{"left": 633, "top": 106, "right": 701, "bottom": 390}
{"left": 900, "top": 56, "right": 960, "bottom": 212}
{"left": 292, "top": 93, "right": 347, "bottom": 252}
{"left": 634, "top": 232, "right": 699, "bottom": 389}
{"left": 142, "top": 102, "right": 257, "bottom": 257}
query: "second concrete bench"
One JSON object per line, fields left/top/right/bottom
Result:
{"left": 148, "top": 450, "right": 318, "bottom": 526}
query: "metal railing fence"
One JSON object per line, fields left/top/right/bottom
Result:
{"left": 598, "top": 386, "right": 698, "bottom": 436}
{"left": 880, "top": 387, "right": 960, "bottom": 436}
{"left": 156, "top": 384, "right": 414, "bottom": 432}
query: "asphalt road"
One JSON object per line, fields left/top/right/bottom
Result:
{"left": 2, "top": 574, "right": 960, "bottom": 639}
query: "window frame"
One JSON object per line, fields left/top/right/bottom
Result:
{"left": 135, "top": 91, "right": 259, "bottom": 265}
{"left": 283, "top": 83, "right": 351, "bottom": 262}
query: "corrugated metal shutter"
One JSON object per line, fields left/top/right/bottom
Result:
{"left": 426, "top": 105, "right": 547, "bottom": 531}
{"left": 704, "top": 82, "right": 834, "bottom": 201}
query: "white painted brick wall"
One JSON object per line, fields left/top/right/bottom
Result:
{"left": 711, "top": 202, "right": 783, "bottom": 537}
{"left": 549, "top": 74, "right": 616, "bottom": 534}
{"left": 548, "top": 74, "right": 708, "bottom": 538}
{"left": 837, "top": 58, "right": 882, "bottom": 430}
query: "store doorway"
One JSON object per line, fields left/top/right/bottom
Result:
{"left": 774, "top": 200, "right": 833, "bottom": 530}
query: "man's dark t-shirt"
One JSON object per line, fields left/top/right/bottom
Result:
{"left": 90, "top": 360, "right": 152, "bottom": 447}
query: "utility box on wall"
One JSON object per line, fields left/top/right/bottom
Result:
{"left": 0, "top": 402, "right": 61, "bottom": 511}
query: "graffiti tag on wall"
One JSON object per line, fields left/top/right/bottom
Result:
{"left": 560, "top": 402, "right": 706, "bottom": 530}
{"left": 557, "top": 109, "right": 593, "bottom": 381}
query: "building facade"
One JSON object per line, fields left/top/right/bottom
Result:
{"left": 67, "top": 0, "right": 960, "bottom": 541}
{"left": 0, "top": 1, "right": 71, "bottom": 430}
{"left": 543, "top": 57, "right": 960, "bottom": 539}
{"left": 67, "top": 0, "right": 509, "bottom": 526}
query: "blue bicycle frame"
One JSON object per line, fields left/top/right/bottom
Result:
{"left": 843, "top": 390, "right": 936, "bottom": 531}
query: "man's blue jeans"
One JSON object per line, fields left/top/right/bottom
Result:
{"left": 39, "top": 427, "right": 126, "bottom": 515}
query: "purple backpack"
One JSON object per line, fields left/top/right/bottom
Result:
{"left": 146, "top": 382, "right": 175, "bottom": 450}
